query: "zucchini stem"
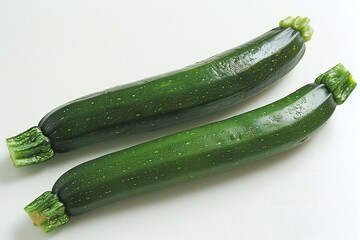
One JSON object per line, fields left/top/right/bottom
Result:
{"left": 315, "top": 64, "right": 357, "bottom": 104}
{"left": 279, "top": 16, "right": 314, "bottom": 42}
{"left": 24, "top": 191, "right": 69, "bottom": 233}
{"left": 6, "top": 127, "right": 55, "bottom": 167}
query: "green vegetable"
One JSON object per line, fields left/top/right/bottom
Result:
{"left": 24, "top": 64, "right": 356, "bottom": 233}
{"left": 7, "top": 16, "right": 313, "bottom": 167}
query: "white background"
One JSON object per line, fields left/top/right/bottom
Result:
{"left": 0, "top": 1, "right": 359, "bottom": 239}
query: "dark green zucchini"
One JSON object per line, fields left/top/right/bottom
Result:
{"left": 24, "top": 64, "right": 356, "bottom": 233}
{"left": 7, "top": 16, "right": 313, "bottom": 167}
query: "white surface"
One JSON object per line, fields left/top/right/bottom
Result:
{"left": 0, "top": 1, "right": 359, "bottom": 239}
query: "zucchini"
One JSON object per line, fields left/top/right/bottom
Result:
{"left": 24, "top": 64, "right": 356, "bottom": 233}
{"left": 7, "top": 16, "right": 313, "bottom": 167}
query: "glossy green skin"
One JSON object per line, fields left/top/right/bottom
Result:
{"left": 52, "top": 83, "right": 336, "bottom": 216}
{"left": 40, "top": 27, "right": 305, "bottom": 152}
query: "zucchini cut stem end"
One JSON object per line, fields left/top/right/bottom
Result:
{"left": 279, "top": 16, "right": 314, "bottom": 42}
{"left": 315, "top": 63, "right": 357, "bottom": 105}
{"left": 24, "top": 191, "right": 69, "bottom": 233}
{"left": 6, "top": 126, "right": 55, "bottom": 167}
